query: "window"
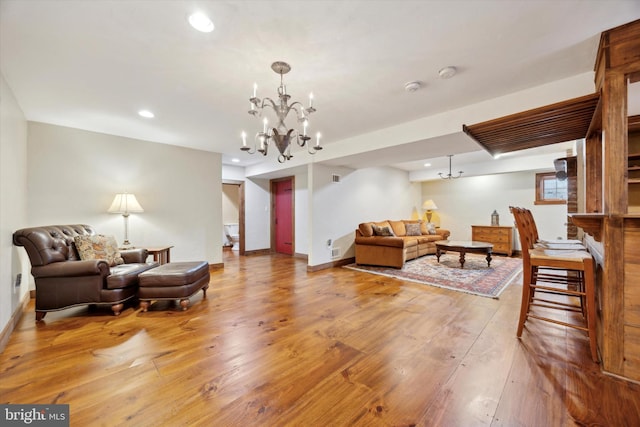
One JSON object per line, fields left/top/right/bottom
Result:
{"left": 535, "top": 172, "right": 567, "bottom": 205}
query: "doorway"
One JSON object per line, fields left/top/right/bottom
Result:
{"left": 222, "top": 182, "right": 245, "bottom": 254}
{"left": 271, "top": 177, "right": 294, "bottom": 255}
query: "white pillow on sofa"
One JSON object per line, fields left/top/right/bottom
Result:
{"left": 426, "top": 222, "right": 437, "bottom": 235}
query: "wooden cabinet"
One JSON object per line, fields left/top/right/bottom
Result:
{"left": 471, "top": 225, "right": 513, "bottom": 256}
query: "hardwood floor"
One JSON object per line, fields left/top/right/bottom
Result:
{"left": 1, "top": 252, "right": 639, "bottom": 426}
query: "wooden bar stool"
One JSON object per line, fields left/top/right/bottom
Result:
{"left": 510, "top": 206, "right": 598, "bottom": 362}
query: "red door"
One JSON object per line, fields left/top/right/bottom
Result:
{"left": 274, "top": 179, "right": 293, "bottom": 255}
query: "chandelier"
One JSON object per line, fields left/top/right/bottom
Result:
{"left": 241, "top": 61, "right": 322, "bottom": 163}
{"left": 439, "top": 154, "right": 463, "bottom": 179}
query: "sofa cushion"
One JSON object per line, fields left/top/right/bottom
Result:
{"left": 74, "top": 234, "right": 124, "bottom": 267}
{"left": 372, "top": 225, "right": 395, "bottom": 236}
{"left": 398, "top": 237, "right": 419, "bottom": 246}
{"left": 358, "top": 222, "right": 374, "bottom": 237}
{"left": 106, "top": 262, "right": 158, "bottom": 289}
{"left": 405, "top": 223, "right": 422, "bottom": 236}
{"left": 388, "top": 220, "right": 406, "bottom": 236}
{"left": 417, "top": 234, "right": 445, "bottom": 243}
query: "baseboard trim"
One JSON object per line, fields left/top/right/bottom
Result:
{"left": 244, "top": 249, "right": 272, "bottom": 256}
{"left": 0, "top": 291, "right": 31, "bottom": 354}
{"left": 307, "top": 257, "right": 355, "bottom": 272}
{"left": 294, "top": 252, "right": 308, "bottom": 261}
{"left": 209, "top": 262, "right": 224, "bottom": 271}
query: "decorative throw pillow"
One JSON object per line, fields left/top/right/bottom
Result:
{"left": 372, "top": 225, "right": 395, "bottom": 236}
{"left": 74, "top": 234, "right": 124, "bottom": 267}
{"left": 426, "top": 222, "right": 437, "bottom": 235}
{"left": 405, "top": 223, "right": 422, "bottom": 236}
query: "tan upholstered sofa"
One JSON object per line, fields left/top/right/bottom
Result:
{"left": 355, "top": 220, "right": 451, "bottom": 268}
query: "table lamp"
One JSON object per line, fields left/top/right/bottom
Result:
{"left": 108, "top": 193, "right": 144, "bottom": 247}
{"left": 422, "top": 199, "right": 438, "bottom": 223}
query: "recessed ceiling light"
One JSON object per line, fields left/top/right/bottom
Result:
{"left": 138, "top": 110, "right": 154, "bottom": 118}
{"left": 404, "top": 81, "right": 422, "bottom": 92}
{"left": 231, "top": 158, "right": 240, "bottom": 163}
{"left": 423, "top": 162, "right": 431, "bottom": 167}
{"left": 438, "top": 66, "right": 457, "bottom": 79}
{"left": 188, "top": 12, "right": 214, "bottom": 33}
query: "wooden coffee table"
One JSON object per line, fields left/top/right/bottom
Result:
{"left": 435, "top": 240, "right": 493, "bottom": 268}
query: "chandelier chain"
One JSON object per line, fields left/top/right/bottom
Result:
{"left": 439, "top": 155, "right": 464, "bottom": 179}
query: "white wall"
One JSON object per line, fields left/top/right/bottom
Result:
{"left": 295, "top": 172, "right": 309, "bottom": 255}
{"left": 222, "top": 164, "right": 245, "bottom": 183}
{"left": 27, "top": 122, "right": 222, "bottom": 264}
{"left": 0, "top": 74, "right": 30, "bottom": 334}
{"left": 422, "top": 170, "right": 568, "bottom": 251}
{"left": 244, "top": 177, "right": 271, "bottom": 251}
{"left": 308, "top": 164, "right": 421, "bottom": 266}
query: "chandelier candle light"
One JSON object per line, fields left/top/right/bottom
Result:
{"left": 241, "top": 61, "right": 322, "bottom": 163}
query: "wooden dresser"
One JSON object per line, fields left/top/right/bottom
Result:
{"left": 471, "top": 225, "right": 513, "bottom": 256}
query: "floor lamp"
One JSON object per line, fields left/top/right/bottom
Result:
{"left": 108, "top": 193, "right": 144, "bottom": 248}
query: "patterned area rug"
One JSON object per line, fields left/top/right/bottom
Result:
{"left": 344, "top": 253, "right": 523, "bottom": 298}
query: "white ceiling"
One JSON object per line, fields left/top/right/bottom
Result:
{"left": 1, "top": 0, "right": 639, "bottom": 174}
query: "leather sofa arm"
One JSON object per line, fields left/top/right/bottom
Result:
{"left": 120, "top": 248, "right": 149, "bottom": 264}
{"left": 31, "top": 260, "right": 110, "bottom": 279}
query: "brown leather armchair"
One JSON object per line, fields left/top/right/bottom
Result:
{"left": 13, "top": 224, "right": 158, "bottom": 321}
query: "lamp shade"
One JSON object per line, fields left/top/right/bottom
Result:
{"left": 422, "top": 199, "right": 438, "bottom": 211}
{"left": 107, "top": 193, "right": 144, "bottom": 214}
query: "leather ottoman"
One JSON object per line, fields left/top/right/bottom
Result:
{"left": 138, "top": 261, "right": 210, "bottom": 311}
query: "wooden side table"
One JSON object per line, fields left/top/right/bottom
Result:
{"left": 144, "top": 245, "right": 174, "bottom": 265}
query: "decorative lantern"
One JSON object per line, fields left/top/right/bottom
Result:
{"left": 491, "top": 210, "right": 500, "bottom": 226}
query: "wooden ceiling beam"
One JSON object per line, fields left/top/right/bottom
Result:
{"left": 463, "top": 92, "right": 600, "bottom": 156}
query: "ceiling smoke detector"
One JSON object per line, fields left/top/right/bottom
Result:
{"left": 404, "top": 81, "right": 422, "bottom": 92}
{"left": 438, "top": 66, "right": 457, "bottom": 79}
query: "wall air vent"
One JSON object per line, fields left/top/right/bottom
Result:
{"left": 331, "top": 248, "right": 341, "bottom": 258}
{"left": 332, "top": 174, "right": 341, "bottom": 183}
